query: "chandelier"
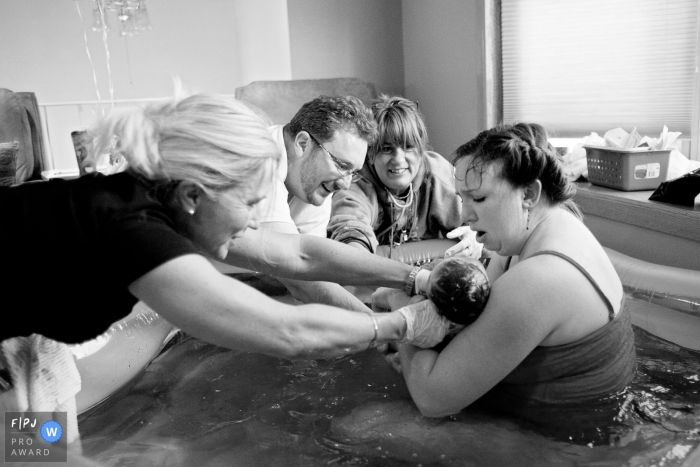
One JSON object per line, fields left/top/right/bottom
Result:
{"left": 91, "top": 0, "right": 152, "bottom": 37}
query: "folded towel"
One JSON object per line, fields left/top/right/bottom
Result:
{"left": 1, "top": 334, "right": 82, "bottom": 454}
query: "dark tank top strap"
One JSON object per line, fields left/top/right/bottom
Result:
{"left": 529, "top": 250, "right": 616, "bottom": 320}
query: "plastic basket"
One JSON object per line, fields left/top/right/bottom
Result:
{"left": 583, "top": 146, "right": 671, "bottom": 191}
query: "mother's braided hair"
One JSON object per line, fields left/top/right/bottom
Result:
{"left": 453, "top": 123, "right": 582, "bottom": 219}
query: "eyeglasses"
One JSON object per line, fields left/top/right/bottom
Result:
{"left": 304, "top": 130, "right": 363, "bottom": 182}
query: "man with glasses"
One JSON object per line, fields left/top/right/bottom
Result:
{"left": 220, "top": 95, "right": 381, "bottom": 312}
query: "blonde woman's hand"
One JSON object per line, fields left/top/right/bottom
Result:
{"left": 397, "top": 299, "right": 451, "bottom": 348}
{"left": 445, "top": 226, "right": 483, "bottom": 259}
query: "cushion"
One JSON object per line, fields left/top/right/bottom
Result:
{"left": 0, "top": 141, "right": 19, "bottom": 186}
{"left": 0, "top": 89, "right": 45, "bottom": 184}
{"left": 17, "top": 92, "right": 45, "bottom": 180}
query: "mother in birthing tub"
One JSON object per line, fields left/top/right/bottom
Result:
{"left": 381, "top": 122, "right": 636, "bottom": 426}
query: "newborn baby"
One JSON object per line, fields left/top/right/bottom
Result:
{"left": 384, "top": 256, "right": 490, "bottom": 349}
{"left": 426, "top": 256, "right": 490, "bottom": 326}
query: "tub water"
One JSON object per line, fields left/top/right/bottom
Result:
{"left": 78, "top": 291, "right": 700, "bottom": 467}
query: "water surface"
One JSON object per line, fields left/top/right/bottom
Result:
{"left": 79, "top": 321, "right": 700, "bottom": 466}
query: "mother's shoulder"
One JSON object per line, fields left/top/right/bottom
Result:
{"left": 496, "top": 253, "right": 569, "bottom": 285}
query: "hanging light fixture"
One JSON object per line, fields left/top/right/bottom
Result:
{"left": 91, "top": 0, "right": 151, "bottom": 37}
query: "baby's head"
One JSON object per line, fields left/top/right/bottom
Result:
{"left": 427, "top": 256, "right": 490, "bottom": 326}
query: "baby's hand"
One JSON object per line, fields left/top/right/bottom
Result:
{"left": 376, "top": 342, "right": 402, "bottom": 373}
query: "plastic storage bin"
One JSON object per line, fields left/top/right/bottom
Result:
{"left": 584, "top": 146, "right": 671, "bottom": 191}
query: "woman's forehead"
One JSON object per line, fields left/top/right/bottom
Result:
{"left": 455, "top": 157, "right": 502, "bottom": 190}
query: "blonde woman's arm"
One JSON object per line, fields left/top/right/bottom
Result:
{"left": 129, "top": 254, "right": 407, "bottom": 360}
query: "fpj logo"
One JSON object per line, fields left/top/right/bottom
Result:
{"left": 4, "top": 412, "right": 67, "bottom": 463}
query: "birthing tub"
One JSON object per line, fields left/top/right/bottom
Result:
{"left": 75, "top": 244, "right": 700, "bottom": 467}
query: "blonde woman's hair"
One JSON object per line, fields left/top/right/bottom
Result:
{"left": 88, "top": 91, "right": 280, "bottom": 199}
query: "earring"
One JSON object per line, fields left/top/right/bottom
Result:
{"left": 187, "top": 208, "right": 195, "bottom": 215}
{"left": 525, "top": 208, "right": 530, "bottom": 230}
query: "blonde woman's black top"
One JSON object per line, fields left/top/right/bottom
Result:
{"left": 0, "top": 172, "right": 197, "bottom": 344}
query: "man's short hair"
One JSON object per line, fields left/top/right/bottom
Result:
{"left": 285, "top": 95, "right": 378, "bottom": 145}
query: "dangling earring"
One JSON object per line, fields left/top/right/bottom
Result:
{"left": 525, "top": 208, "right": 530, "bottom": 230}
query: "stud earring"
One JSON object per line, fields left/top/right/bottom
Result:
{"left": 187, "top": 208, "right": 195, "bottom": 215}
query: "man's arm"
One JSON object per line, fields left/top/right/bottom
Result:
{"left": 231, "top": 221, "right": 374, "bottom": 311}
{"left": 280, "top": 278, "right": 371, "bottom": 312}
{"left": 222, "top": 224, "right": 412, "bottom": 290}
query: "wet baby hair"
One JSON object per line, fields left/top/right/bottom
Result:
{"left": 427, "top": 256, "right": 491, "bottom": 326}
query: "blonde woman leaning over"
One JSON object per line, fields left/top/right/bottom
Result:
{"left": 380, "top": 123, "right": 636, "bottom": 431}
{"left": 0, "top": 93, "right": 447, "bottom": 370}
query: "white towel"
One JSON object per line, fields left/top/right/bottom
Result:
{"left": 1, "top": 334, "right": 82, "bottom": 454}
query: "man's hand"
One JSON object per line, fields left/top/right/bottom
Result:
{"left": 372, "top": 288, "right": 426, "bottom": 312}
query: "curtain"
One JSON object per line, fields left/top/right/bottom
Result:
{"left": 501, "top": 0, "right": 699, "bottom": 138}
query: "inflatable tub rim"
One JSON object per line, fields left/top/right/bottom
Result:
{"left": 71, "top": 302, "right": 178, "bottom": 415}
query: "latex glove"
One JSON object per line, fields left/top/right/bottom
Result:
{"left": 414, "top": 269, "right": 432, "bottom": 296}
{"left": 397, "top": 299, "right": 452, "bottom": 348}
{"left": 445, "top": 226, "right": 483, "bottom": 259}
{"left": 372, "top": 288, "right": 426, "bottom": 312}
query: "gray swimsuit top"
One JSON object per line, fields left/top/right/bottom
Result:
{"left": 483, "top": 250, "right": 636, "bottom": 410}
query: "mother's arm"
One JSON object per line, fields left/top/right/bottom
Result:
{"left": 224, "top": 227, "right": 413, "bottom": 289}
{"left": 397, "top": 265, "right": 557, "bottom": 417}
{"left": 129, "top": 254, "right": 407, "bottom": 360}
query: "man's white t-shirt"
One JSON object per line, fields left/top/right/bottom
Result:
{"left": 210, "top": 126, "right": 333, "bottom": 275}
{"left": 258, "top": 125, "right": 332, "bottom": 238}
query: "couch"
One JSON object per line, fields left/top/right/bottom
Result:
{"left": 235, "top": 77, "right": 378, "bottom": 125}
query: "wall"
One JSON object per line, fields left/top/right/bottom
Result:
{"left": 402, "top": 0, "right": 486, "bottom": 158}
{"left": 0, "top": 0, "right": 292, "bottom": 102}
{"left": 287, "top": 0, "right": 405, "bottom": 97}
{"left": 0, "top": 0, "right": 292, "bottom": 170}
{"left": 1, "top": 1, "right": 486, "bottom": 170}
{"left": 287, "top": 0, "right": 486, "bottom": 158}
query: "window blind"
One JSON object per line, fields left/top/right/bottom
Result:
{"left": 501, "top": 0, "right": 699, "bottom": 138}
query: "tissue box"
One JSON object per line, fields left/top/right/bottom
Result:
{"left": 584, "top": 146, "right": 672, "bottom": 191}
